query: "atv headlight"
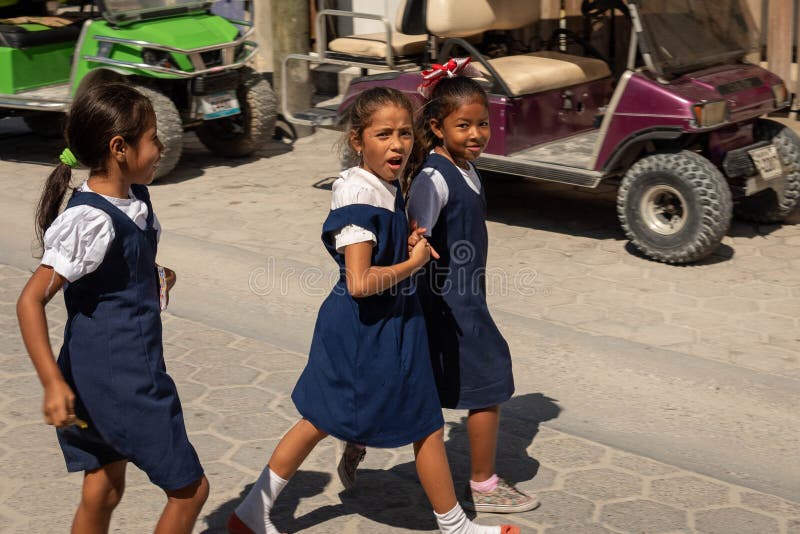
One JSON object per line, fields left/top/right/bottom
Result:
{"left": 142, "top": 48, "right": 175, "bottom": 69}
{"left": 692, "top": 100, "right": 729, "bottom": 128}
{"left": 772, "top": 83, "right": 790, "bottom": 108}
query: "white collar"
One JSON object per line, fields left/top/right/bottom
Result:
{"left": 340, "top": 166, "right": 397, "bottom": 206}
{"left": 80, "top": 180, "right": 135, "bottom": 205}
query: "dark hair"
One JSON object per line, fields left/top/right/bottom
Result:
{"left": 339, "top": 86, "right": 423, "bottom": 187}
{"left": 420, "top": 76, "right": 489, "bottom": 153}
{"left": 35, "top": 83, "right": 155, "bottom": 251}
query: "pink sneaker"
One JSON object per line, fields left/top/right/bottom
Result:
{"left": 463, "top": 478, "right": 539, "bottom": 513}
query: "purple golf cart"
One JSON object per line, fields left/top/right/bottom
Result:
{"left": 284, "top": 0, "right": 797, "bottom": 263}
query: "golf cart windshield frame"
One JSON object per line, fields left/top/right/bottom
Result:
{"left": 94, "top": 0, "right": 214, "bottom": 24}
{"left": 630, "top": 0, "right": 753, "bottom": 78}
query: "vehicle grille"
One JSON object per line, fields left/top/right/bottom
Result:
{"left": 200, "top": 50, "right": 223, "bottom": 69}
{"left": 192, "top": 71, "right": 242, "bottom": 95}
{"left": 722, "top": 140, "right": 769, "bottom": 179}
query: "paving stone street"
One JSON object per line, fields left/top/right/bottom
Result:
{"left": 0, "top": 118, "right": 798, "bottom": 533}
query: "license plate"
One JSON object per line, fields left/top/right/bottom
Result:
{"left": 200, "top": 90, "right": 241, "bottom": 120}
{"left": 749, "top": 145, "right": 782, "bottom": 181}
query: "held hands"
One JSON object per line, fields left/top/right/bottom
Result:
{"left": 409, "top": 236, "right": 431, "bottom": 267}
{"left": 408, "top": 221, "right": 439, "bottom": 261}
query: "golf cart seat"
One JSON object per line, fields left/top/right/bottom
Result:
{"left": 0, "top": 15, "right": 84, "bottom": 48}
{"left": 425, "top": 0, "right": 611, "bottom": 96}
{"left": 328, "top": 31, "right": 427, "bottom": 61}
{"left": 324, "top": 0, "right": 427, "bottom": 68}
{"left": 477, "top": 50, "right": 611, "bottom": 96}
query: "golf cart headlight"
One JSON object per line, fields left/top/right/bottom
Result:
{"left": 692, "top": 100, "right": 729, "bottom": 128}
{"left": 772, "top": 83, "right": 789, "bottom": 108}
{"left": 142, "top": 48, "right": 175, "bottom": 69}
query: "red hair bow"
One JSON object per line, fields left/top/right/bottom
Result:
{"left": 418, "top": 57, "right": 480, "bottom": 98}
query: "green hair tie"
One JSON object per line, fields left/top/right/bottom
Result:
{"left": 59, "top": 148, "right": 78, "bottom": 168}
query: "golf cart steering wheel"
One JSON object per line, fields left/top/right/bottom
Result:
{"left": 581, "top": 0, "right": 630, "bottom": 19}
{"left": 544, "top": 28, "right": 609, "bottom": 64}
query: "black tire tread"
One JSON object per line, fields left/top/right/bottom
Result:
{"left": 23, "top": 112, "right": 65, "bottom": 139}
{"left": 196, "top": 68, "right": 277, "bottom": 158}
{"left": 617, "top": 150, "right": 732, "bottom": 264}
{"left": 734, "top": 119, "right": 800, "bottom": 223}
{"left": 131, "top": 85, "right": 183, "bottom": 180}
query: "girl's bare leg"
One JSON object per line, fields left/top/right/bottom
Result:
{"left": 413, "top": 428, "right": 458, "bottom": 513}
{"left": 268, "top": 419, "right": 328, "bottom": 478}
{"left": 154, "top": 475, "right": 210, "bottom": 534}
{"left": 414, "top": 429, "right": 520, "bottom": 534}
{"left": 230, "top": 419, "right": 328, "bottom": 534}
{"left": 467, "top": 405, "right": 500, "bottom": 482}
{"left": 71, "top": 460, "right": 127, "bottom": 534}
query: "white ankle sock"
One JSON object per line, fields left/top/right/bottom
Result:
{"left": 234, "top": 467, "right": 288, "bottom": 534}
{"left": 434, "top": 503, "right": 502, "bottom": 534}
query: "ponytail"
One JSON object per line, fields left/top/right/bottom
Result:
{"left": 35, "top": 163, "right": 73, "bottom": 254}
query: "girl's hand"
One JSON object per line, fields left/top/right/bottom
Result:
{"left": 408, "top": 221, "right": 439, "bottom": 259}
{"left": 42, "top": 379, "right": 77, "bottom": 428}
{"left": 409, "top": 236, "right": 432, "bottom": 268}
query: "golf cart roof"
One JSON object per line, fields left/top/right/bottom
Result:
{"left": 95, "top": 0, "right": 214, "bottom": 24}
{"left": 628, "top": 0, "right": 754, "bottom": 78}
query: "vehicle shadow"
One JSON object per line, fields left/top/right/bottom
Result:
{"left": 483, "top": 173, "right": 624, "bottom": 242}
{"left": 484, "top": 172, "right": 799, "bottom": 261}
{"left": 0, "top": 118, "right": 294, "bottom": 185}
{"left": 156, "top": 133, "right": 294, "bottom": 185}
{"left": 202, "top": 392, "right": 559, "bottom": 533}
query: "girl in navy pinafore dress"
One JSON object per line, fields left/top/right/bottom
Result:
{"left": 17, "top": 84, "right": 208, "bottom": 534}
{"left": 229, "top": 88, "right": 520, "bottom": 534}
{"left": 408, "top": 66, "right": 538, "bottom": 514}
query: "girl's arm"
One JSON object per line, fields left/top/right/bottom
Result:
{"left": 344, "top": 238, "right": 431, "bottom": 298}
{"left": 16, "top": 266, "right": 77, "bottom": 428}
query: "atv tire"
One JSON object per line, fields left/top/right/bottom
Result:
{"left": 131, "top": 85, "right": 183, "bottom": 180}
{"left": 196, "top": 68, "right": 276, "bottom": 158}
{"left": 617, "top": 151, "right": 733, "bottom": 264}
{"left": 24, "top": 112, "right": 65, "bottom": 138}
{"left": 734, "top": 118, "right": 800, "bottom": 223}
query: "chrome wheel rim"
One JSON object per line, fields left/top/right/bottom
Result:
{"left": 641, "top": 185, "right": 688, "bottom": 235}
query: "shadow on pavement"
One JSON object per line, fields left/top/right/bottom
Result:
{"left": 483, "top": 174, "right": 624, "bottom": 242}
{"left": 205, "top": 393, "right": 559, "bottom": 532}
{"left": 484, "top": 172, "right": 799, "bottom": 263}
{"left": 0, "top": 118, "right": 294, "bottom": 185}
{"left": 444, "top": 393, "right": 561, "bottom": 487}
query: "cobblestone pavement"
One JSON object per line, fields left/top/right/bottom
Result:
{"left": 1, "top": 264, "right": 799, "bottom": 533}
{"left": 0, "top": 117, "right": 798, "bottom": 532}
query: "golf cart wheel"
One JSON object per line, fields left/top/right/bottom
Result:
{"left": 734, "top": 119, "right": 800, "bottom": 223}
{"left": 196, "top": 67, "right": 277, "bottom": 158}
{"left": 131, "top": 85, "right": 183, "bottom": 180}
{"left": 24, "top": 112, "right": 65, "bottom": 138}
{"left": 617, "top": 151, "right": 732, "bottom": 264}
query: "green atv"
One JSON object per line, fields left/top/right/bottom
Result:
{"left": 0, "top": 0, "right": 276, "bottom": 178}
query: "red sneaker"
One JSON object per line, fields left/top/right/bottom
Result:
{"left": 226, "top": 512, "right": 255, "bottom": 534}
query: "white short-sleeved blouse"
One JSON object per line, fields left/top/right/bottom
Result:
{"left": 331, "top": 166, "right": 397, "bottom": 253}
{"left": 41, "top": 181, "right": 162, "bottom": 282}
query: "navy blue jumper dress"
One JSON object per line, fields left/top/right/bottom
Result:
{"left": 292, "top": 179, "right": 444, "bottom": 448}
{"left": 411, "top": 154, "right": 514, "bottom": 409}
{"left": 55, "top": 185, "right": 203, "bottom": 491}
